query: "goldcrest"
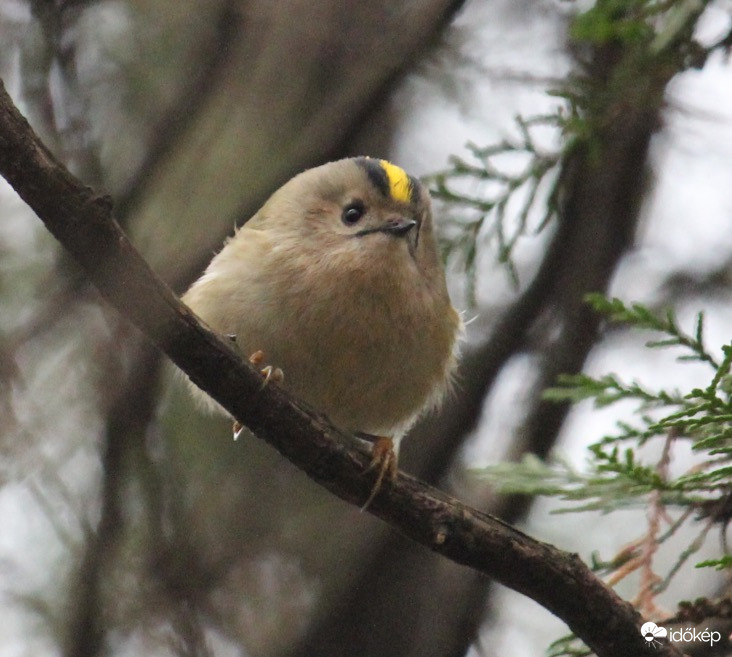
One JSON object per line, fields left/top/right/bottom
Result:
{"left": 182, "top": 157, "right": 461, "bottom": 494}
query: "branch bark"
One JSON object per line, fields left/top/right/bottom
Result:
{"left": 0, "top": 80, "right": 682, "bottom": 657}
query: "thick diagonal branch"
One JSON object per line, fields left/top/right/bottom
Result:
{"left": 0, "top": 80, "right": 681, "bottom": 657}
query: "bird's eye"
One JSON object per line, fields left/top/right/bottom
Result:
{"left": 342, "top": 200, "right": 365, "bottom": 226}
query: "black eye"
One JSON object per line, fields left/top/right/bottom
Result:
{"left": 342, "top": 200, "right": 365, "bottom": 226}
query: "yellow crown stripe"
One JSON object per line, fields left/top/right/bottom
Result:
{"left": 379, "top": 160, "right": 412, "bottom": 204}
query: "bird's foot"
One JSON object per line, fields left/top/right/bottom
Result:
{"left": 248, "top": 350, "right": 284, "bottom": 388}
{"left": 232, "top": 350, "right": 284, "bottom": 440}
{"left": 361, "top": 436, "right": 398, "bottom": 510}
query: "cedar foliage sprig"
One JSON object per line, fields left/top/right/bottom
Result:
{"left": 481, "top": 295, "right": 732, "bottom": 516}
{"left": 424, "top": 113, "right": 562, "bottom": 303}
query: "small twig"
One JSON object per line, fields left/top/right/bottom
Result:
{"left": 653, "top": 518, "right": 715, "bottom": 596}
{"left": 605, "top": 432, "right": 675, "bottom": 618}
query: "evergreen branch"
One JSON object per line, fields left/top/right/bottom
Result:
{"left": 475, "top": 453, "right": 698, "bottom": 515}
{"left": 426, "top": 113, "right": 562, "bottom": 299}
{"left": 544, "top": 372, "right": 686, "bottom": 409}
{"left": 696, "top": 555, "right": 732, "bottom": 571}
{"left": 586, "top": 295, "right": 720, "bottom": 369}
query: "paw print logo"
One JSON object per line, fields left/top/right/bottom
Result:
{"left": 641, "top": 622, "right": 668, "bottom": 649}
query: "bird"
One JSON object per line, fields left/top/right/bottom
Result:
{"left": 182, "top": 157, "right": 461, "bottom": 505}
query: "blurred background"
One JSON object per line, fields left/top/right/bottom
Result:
{"left": 1, "top": 1, "right": 732, "bottom": 656}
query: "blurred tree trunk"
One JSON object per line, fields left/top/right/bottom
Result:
{"left": 121, "top": 0, "right": 468, "bottom": 290}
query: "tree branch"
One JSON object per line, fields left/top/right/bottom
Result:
{"left": 0, "top": 79, "right": 681, "bottom": 657}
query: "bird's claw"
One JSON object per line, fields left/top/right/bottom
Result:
{"left": 259, "top": 364, "right": 284, "bottom": 388}
{"left": 248, "top": 350, "right": 284, "bottom": 389}
{"left": 361, "top": 436, "right": 398, "bottom": 510}
{"left": 232, "top": 351, "right": 284, "bottom": 440}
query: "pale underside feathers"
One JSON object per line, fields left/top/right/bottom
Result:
{"left": 182, "top": 157, "right": 462, "bottom": 450}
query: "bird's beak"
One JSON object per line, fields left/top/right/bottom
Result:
{"left": 378, "top": 218, "right": 417, "bottom": 237}
{"left": 354, "top": 218, "right": 417, "bottom": 239}
{"left": 353, "top": 217, "right": 420, "bottom": 257}
{"left": 382, "top": 217, "right": 419, "bottom": 258}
